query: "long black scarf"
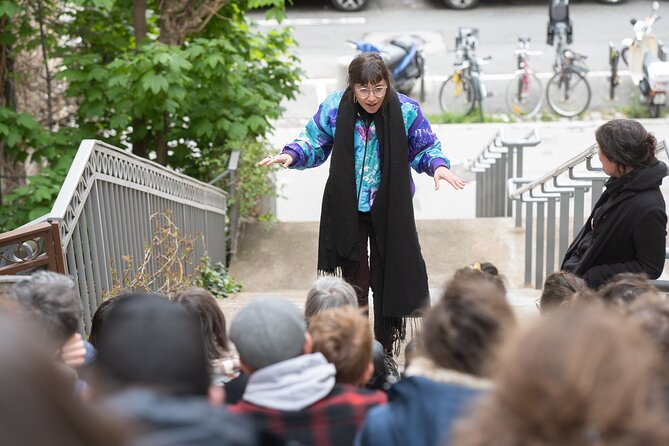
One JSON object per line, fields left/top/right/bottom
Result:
{"left": 317, "top": 89, "right": 430, "bottom": 332}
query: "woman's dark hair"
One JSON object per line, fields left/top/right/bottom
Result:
{"left": 595, "top": 119, "right": 657, "bottom": 171}
{"left": 420, "top": 272, "right": 516, "bottom": 377}
{"left": 540, "top": 271, "right": 587, "bottom": 313}
{"left": 173, "top": 287, "right": 230, "bottom": 361}
{"left": 89, "top": 295, "right": 128, "bottom": 348}
{"left": 346, "top": 52, "right": 395, "bottom": 104}
{"left": 597, "top": 272, "right": 660, "bottom": 307}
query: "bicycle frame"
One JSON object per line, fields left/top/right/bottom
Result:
{"left": 439, "top": 27, "right": 489, "bottom": 121}
{"left": 552, "top": 24, "right": 570, "bottom": 73}
{"left": 609, "top": 42, "right": 620, "bottom": 100}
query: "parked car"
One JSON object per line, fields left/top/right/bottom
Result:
{"left": 331, "top": 0, "right": 367, "bottom": 11}
{"left": 445, "top": 0, "right": 624, "bottom": 10}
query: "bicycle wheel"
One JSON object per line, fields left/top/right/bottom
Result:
{"left": 439, "top": 73, "right": 476, "bottom": 117}
{"left": 505, "top": 72, "right": 543, "bottom": 118}
{"left": 546, "top": 67, "right": 591, "bottom": 117}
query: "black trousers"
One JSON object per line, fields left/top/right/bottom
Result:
{"left": 342, "top": 212, "right": 394, "bottom": 352}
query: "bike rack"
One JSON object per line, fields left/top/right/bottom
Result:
{"left": 472, "top": 128, "right": 541, "bottom": 222}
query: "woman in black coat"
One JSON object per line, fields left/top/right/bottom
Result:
{"left": 561, "top": 119, "right": 667, "bottom": 289}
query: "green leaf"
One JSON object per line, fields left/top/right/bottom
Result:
{"left": 206, "top": 54, "right": 225, "bottom": 69}
{"left": 16, "top": 113, "right": 38, "bottom": 129}
{"left": 155, "top": 52, "right": 172, "bottom": 66}
{"left": 0, "top": 1, "right": 23, "bottom": 18}
{"left": 28, "top": 206, "right": 51, "bottom": 221}
{"left": 141, "top": 72, "right": 169, "bottom": 94}
{"left": 193, "top": 120, "right": 214, "bottom": 137}
{"left": 109, "top": 114, "right": 128, "bottom": 129}
{"left": 4, "top": 131, "right": 21, "bottom": 148}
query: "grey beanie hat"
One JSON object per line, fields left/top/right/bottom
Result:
{"left": 229, "top": 296, "right": 306, "bottom": 371}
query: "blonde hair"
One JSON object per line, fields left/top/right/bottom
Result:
{"left": 309, "top": 306, "right": 372, "bottom": 384}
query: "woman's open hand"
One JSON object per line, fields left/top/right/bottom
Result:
{"left": 258, "top": 153, "right": 293, "bottom": 168}
{"left": 434, "top": 166, "right": 466, "bottom": 190}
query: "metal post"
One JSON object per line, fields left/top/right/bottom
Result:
{"left": 574, "top": 187, "right": 586, "bottom": 234}
{"left": 591, "top": 179, "right": 605, "bottom": 209}
{"left": 476, "top": 171, "right": 482, "bottom": 217}
{"left": 546, "top": 197, "right": 556, "bottom": 275}
{"left": 535, "top": 201, "right": 545, "bottom": 289}
{"left": 228, "top": 167, "right": 239, "bottom": 261}
{"left": 515, "top": 198, "right": 523, "bottom": 228}
{"left": 524, "top": 201, "right": 533, "bottom": 286}
{"left": 557, "top": 189, "right": 570, "bottom": 262}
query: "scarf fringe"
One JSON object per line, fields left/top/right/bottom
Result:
{"left": 384, "top": 314, "right": 423, "bottom": 357}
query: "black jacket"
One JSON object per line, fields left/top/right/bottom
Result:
{"left": 561, "top": 161, "right": 667, "bottom": 289}
{"left": 103, "top": 389, "right": 265, "bottom": 446}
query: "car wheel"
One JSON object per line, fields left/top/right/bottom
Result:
{"left": 331, "top": 0, "right": 367, "bottom": 11}
{"left": 444, "top": 0, "right": 479, "bottom": 10}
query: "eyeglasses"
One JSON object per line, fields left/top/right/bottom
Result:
{"left": 356, "top": 85, "right": 387, "bottom": 99}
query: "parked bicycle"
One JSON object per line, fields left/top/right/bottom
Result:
{"left": 505, "top": 36, "right": 543, "bottom": 118}
{"left": 545, "top": 22, "right": 591, "bottom": 117}
{"left": 439, "top": 27, "right": 491, "bottom": 121}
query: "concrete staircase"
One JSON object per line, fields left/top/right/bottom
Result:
{"left": 221, "top": 218, "right": 541, "bottom": 323}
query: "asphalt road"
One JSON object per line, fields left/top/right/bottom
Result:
{"left": 249, "top": 0, "right": 669, "bottom": 116}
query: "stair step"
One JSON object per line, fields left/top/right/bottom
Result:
{"left": 230, "top": 218, "right": 527, "bottom": 293}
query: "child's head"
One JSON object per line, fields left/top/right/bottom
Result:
{"left": 540, "top": 271, "right": 587, "bottom": 313}
{"left": 309, "top": 306, "right": 373, "bottom": 385}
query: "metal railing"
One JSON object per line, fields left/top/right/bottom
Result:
{"left": 472, "top": 128, "right": 541, "bottom": 221}
{"left": 16, "top": 139, "right": 228, "bottom": 333}
{"left": 209, "top": 150, "right": 240, "bottom": 261}
{"left": 509, "top": 139, "right": 668, "bottom": 289}
{"left": 0, "top": 221, "right": 65, "bottom": 275}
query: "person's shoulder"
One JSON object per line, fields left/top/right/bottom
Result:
{"left": 397, "top": 92, "right": 419, "bottom": 108}
{"left": 333, "top": 384, "right": 388, "bottom": 403}
{"left": 323, "top": 90, "right": 345, "bottom": 107}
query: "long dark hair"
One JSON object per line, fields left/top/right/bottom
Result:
{"left": 173, "top": 287, "right": 231, "bottom": 361}
{"left": 596, "top": 119, "right": 657, "bottom": 172}
{"left": 346, "top": 52, "right": 395, "bottom": 106}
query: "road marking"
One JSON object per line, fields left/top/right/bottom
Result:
{"left": 256, "top": 17, "right": 367, "bottom": 26}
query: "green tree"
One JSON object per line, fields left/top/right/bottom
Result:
{"left": 0, "top": 0, "right": 301, "bottom": 230}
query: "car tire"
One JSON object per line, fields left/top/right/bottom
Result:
{"left": 444, "top": 0, "right": 479, "bottom": 10}
{"left": 331, "top": 0, "right": 367, "bottom": 11}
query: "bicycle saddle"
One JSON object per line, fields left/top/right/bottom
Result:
{"left": 564, "top": 49, "right": 587, "bottom": 61}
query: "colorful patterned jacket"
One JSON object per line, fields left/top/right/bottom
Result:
{"left": 281, "top": 90, "right": 450, "bottom": 212}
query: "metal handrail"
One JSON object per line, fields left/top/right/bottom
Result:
{"left": 508, "top": 138, "right": 669, "bottom": 289}
{"left": 472, "top": 127, "right": 542, "bottom": 220}
{"left": 510, "top": 140, "right": 668, "bottom": 200}
{"left": 10, "top": 139, "right": 229, "bottom": 333}
{"left": 209, "top": 149, "right": 241, "bottom": 261}
{"left": 496, "top": 127, "right": 541, "bottom": 149}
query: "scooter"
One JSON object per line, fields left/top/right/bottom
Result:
{"left": 349, "top": 37, "right": 426, "bottom": 102}
{"left": 621, "top": 1, "right": 669, "bottom": 117}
